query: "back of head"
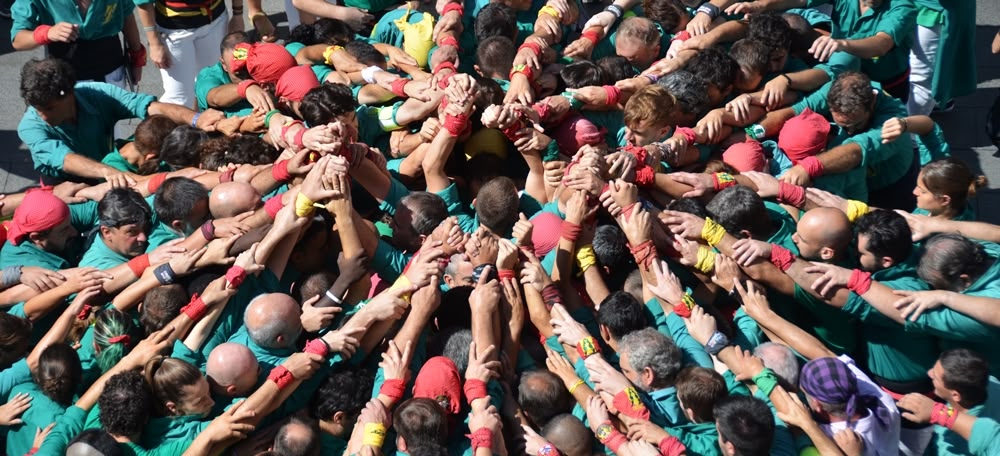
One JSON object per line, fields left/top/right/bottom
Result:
{"left": 310, "top": 367, "right": 375, "bottom": 422}
{"left": 21, "top": 58, "right": 75, "bottom": 107}
{"left": 228, "top": 134, "right": 280, "bottom": 165}
{"left": 300, "top": 83, "right": 358, "bottom": 126}
{"left": 940, "top": 348, "right": 990, "bottom": 408}
{"left": 596, "top": 56, "right": 638, "bottom": 84}
{"left": 747, "top": 12, "right": 792, "bottom": 53}
{"left": 134, "top": 116, "right": 180, "bottom": 173}
{"left": 475, "top": 4, "right": 517, "bottom": 42}
{"left": 707, "top": 186, "right": 771, "bottom": 239}
{"left": 828, "top": 72, "right": 874, "bottom": 117}
{"left": 541, "top": 414, "right": 593, "bottom": 456}
{"left": 66, "top": 429, "right": 124, "bottom": 456}
{"left": 855, "top": 210, "right": 912, "bottom": 268}
{"left": 675, "top": 367, "right": 728, "bottom": 422}
{"left": 642, "top": 0, "right": 686, "bottom": 33}
{"left": 619, "top": 328, "right": 682, "bottom": 389}
{"left": 345, "top": 40, "right": 385, "bottom": 67}
{"left": 617, "top": 17, "right": 660, "bottom": 47}
{"left": 139, "top": 284, "right": 188, "bottom": 335}
{"left": 624, "top": 85, "right": 677, "bottom": 130}
{"left": 393, "top": 398, "right": 449, "bottom": 454}
{"left": 476, "top": 36, "right": 516, "bottom": 79}
{"left": 210, "top": 182, "right": 261, "bottom": 218}
{"left": 34, "top": 343, "right": 82, "bottom": 406}
{"left": 144, "top": 356, "right": 203, "bottom": 415}
{"left": 99, "top": 188, "right": 152, "bottom": 232}
{"left": 93, "top": 308, "right": 136, "bottom": 373}
{"left": 597, "top": 291, "right": 648, "bottom": 341}
{"left": 593, "top": 224, "right": 635, "bottom": 287}
{"left": 753, "top": 342, "right": 800, "bottom": 388}
{"left": 918, "top": 233, "right": 991, "bottom": 291}
{"left": 294, "top": 270, "right": 337, "bottom": 304}
{"left": 401, "top": 192, "right": 449, "bottom": 236}
{"left": 244, "top": 293, "right": 303, "bottom": 349}
{"left": 273, "top": 416, "right": 320, "bottom": 456}
{"left": 289, "top": 18, "right": 351, "bottom": 45}
{"left": 519, "top": 370, "right": 573, "bottom": 427}
{"left": 159, "top": 126, "right": 208, "bottom": 171}
{"left": 714, "top": 396, "right": 775, "bottom": 456}
{"left": 0, "top": 313, "right": 32, "bottom": 370}
{"left": 440, "top": 328, "right": 473, "bottom": 373}
{"left": 729, "top": 39, "right": 770, "bottom": 79}
{"left": 920, "top": 158, "right": 988, "bottom": 212}
{"left": 475, "top": 176, "right": 519, "bottom": 236}
{"left": 781, "top": 12, "right": 818, "bottom": 54}
{"left": 197, "top": 136, "right": 234, "bottom": 171}
{"left": 560, "top": 61, "right": 603, "bottom": 89}
{"left": 99, "top": 371, "right": 152, "bottom": 437}
{"left": 155, "top": 177, "right": 209, "bottom": 227}
{"left": 667, "top": 197, "right": 709, "bottom": 218}
{"left": 206, "top": 342, "right": 259, "bottom": 396}
{"left": 657, "top": 70, "right": 711, "bottom": 121}
{"left": 799, "top": 357, "right": 864, "bottom": 419}
{"left": 219, "top": 31, "right": 250, "bottom": 56}
{"left": 683, "top": 47, "right": 738, "bottom": 94}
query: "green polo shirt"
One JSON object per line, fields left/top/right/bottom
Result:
{"left": 141, "top": 414, "right": 209, "bottom": 449}
{"left": 118, "top": 440, "right": 192, "bottom": 455}
{"left": 80, "top": 234, "right": 130, "bottom": 269}
{"left": 101, "top": 144, "right": 138, "bottom": 173}
{"left": 904, "top": 257, "right": 1000, "bottom": 378}
{"left": 5, "top": 382, "right": 71, "bottom": 456}
{"left": 815, "top": 51, "right": 861, "bottom": 81}
{"left": 928, "top": 378, "right": 1000, "bottom": 456}
{"left": 664, "top": 422, "right": 722, "bottom": 456}
{"left": 791, "top": 284, "right": 858, "bottom": 355}
{"left": 10, "top": 0, "right": 134, "bottom": 41}
{"left": 914, "top": 122, "right": 950, "bottom": 166}
{"left": 0, "top": 200, "right": 99, "bottom": 270}
{"left": 841, "top": 263, "right": 937, "bottom": 383}
{"left": 806, "top": 0, "right": 916, "bottom": 81}
{"left": 969, "top": 417, "right": 1000, "bottom": 456}
{"left": 199, "top": 270, "right": 281, "bottom": 360}
{"left": 18, "top": 82, "right": 155, "bottom": 177}
{"left": 195, "top": 63, "right": 253, "bottom": 117}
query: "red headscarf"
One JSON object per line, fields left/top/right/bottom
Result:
{"left": 275, "top": 65, "right": 320, "bottom": 102}
{"left": 530, "top": 212, "right": 563, "bottom": 258}
{"left": 231, "top": 43, "right": 297, "bottom": 84}
{"left": 778, "top": 108, "right": 831, "bottom": 164}
{"left": 550, "top": 114, "right": 605, "bottom": 157}
{"left": 6, "top": 190, "right": 69, "bottom": 245}
{"left": 722, "top": 139, "right": 767, "bottom": 172}
{"left": 412, "top": 356, "right": 463, "bottom": 415}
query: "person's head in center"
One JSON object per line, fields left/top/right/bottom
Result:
{"left": 624, "top": 85, "right": 679, "bottom": 146}
{"left": 244, "top": 293, "right": 303, "bottom": 350}
{"left": 707, "top": 186, "right": 771, "bottom": 240}
{"left": 7, "top": 189, "right": 77, "bottom": 255}
{"left": 615, "top": 17, "right": 662, "bottom": 70}
{"left": 913, "top": 158, "right": 987, "bottom": 219}
{"left": 828, "top": 72, "right": 877, "bottom": 136}
{"left": 98, "top": 188, "right": 152, "bottom": 259}
{"left": 300, "top": 83, "right": 360, "bottom": 142}
{"left": 474, "top": 176, "right": 519, "bottom": 237}
{"left": 854, "top": 210, "right": 912, "bottom": 273}
{"left": 20, "top": 58, "right": 77, "bottom": 126}
{"left": 618, "top": 328, "right": 682, "bottom": 392}
{"left": 392, "top": 192, "right": 448, "bottom": 252}
{"left": 144, "top": 356, "right": 215, "bottom": 418}
{"left": 206, "top": 342, "right": 259, "bottom": 397}
{"left": 917, "top": 233, "right": 993, "bottom": 292}
{"left": 219, "top": 31, "right": 251, "bottom": 80}
{"left": 728, "top": 39, "right": 770, "bottom": 93}
{"left": 792, "top": 207, "right": 852, "bottom": 262}
{"left": 596, "top": 291, "right": 647, "bottom": 352}
{"left": 154, "top": 177, "right": 210, "bottom": 237}
{"left": 475, "top": 36, "right": 516, "bottom": 81}
{"left": 209, "top": 182, "right": 262, "bottom": 218}
{"left": 683, "top": 47, "right": 738, "bottom": 107}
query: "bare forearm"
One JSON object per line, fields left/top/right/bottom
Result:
{"left": 63, "top": 154, "right": 122, "bottom": 180}
{"left": 422, "top": 129, "right": 458, "bottom": 193}
{"left": 12, "top": 30, "right": 42, "bottom": 50}
{"left": 816, "top": 143, "right": 863, "bottom": 174}
{"left": 148, "top": 101, "right": 197, "bottom": 126}
{"left": 207, "top": 84, "right": 245, "bottom": 108}
{"left": 840, "top": 33, "right": 894, "bottom": 59}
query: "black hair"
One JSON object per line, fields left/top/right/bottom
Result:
{"left": 345, "top": 40, "right": 386, "bottom": 67}
{"left": 99, "top": 371, "right": 153, "bottom": 437}
{"left": 706, "top": 186, "right": 771, "bottom": 239}
{"left": 748, "top": 12, "right": 792, "bottom": 54}
{"left": 476, "top": 36, "right": 517, "bottom": 79}
{"left": 68, "top": 429, "right": 124, "bottom": 456}
{"left": 290, "top": 18, "right": 353, "bottom": 45}
{"left": 139, "top": 284, "right": 188, "bottom": 335}
{"left": 435, "top": 287, "right": 473, "bottom": 330}
{"left": 918, "top": 233, "right": 992, "bottom": 292}
{"left": 401, "top": 192, "right": 449, "bottom": 235}
{"left": 729, "top": 39, "right": 771, "bottom": 78}
{"left": 657, "top": 70, "right": 712, "bottom": 120}
{"left": 300, "top": 83, "right": 358, "bottom": 126}
{"left": 592, "top": 224, "right": 635, "bottom": 274}
{"left": 683, "top": 47, "right": 738, "bottom": 93}
{"left": 828, "top": 71, "right": 875, "bottom": 117}
{"left": 714, "top": 395, "right": 775, "bottom": 456}
{"left": 33, "top": 343, "right": 82, "bottom": 406}
{"left": 309, "top": 367, "right": 375, "bottom": 422}
{"left": 226, "top": 134, "right": 280, "bottom": 165}
{"left": 939, "top": 349, "right": 991, "bottom": 409}
{"left": 560, "top": 60, "right": 604, "bottom": 90}
{"left": 219, "top": 31, "right": 250, "bottom": 55}
{"left": 518, "top": 370, "right": 574, "bottom": 428}
{"left": 159, "top": 126, "right": 209, "bottom": 171}
{"left": 475, "top": 3, "right": 517, "bottom": 42}
{"left": 154, "top": 177, "right": 209, "bottom": 225}
{"left": 0, "top": 313, "right": 31, "bottom": 370}
{"left": 99, "top": 188, "right": 152, "bottom": 230}
{"left": 597, "top": 55, "right": 638, "bottom": 85}
{"left": 642, "top": 0, "right": 686, "bottom": 33}
{"left": 475, "top": 176, "right": 519, "bottom": 236}
{"left": 20, "top": 58, "right": 75, "bottom": 107}
{"left": 855, "top": 210, "right": 912, "bottom": 266}
{"left": 597, "top": 291, "right": 648, "bottom": 340}
{"left": 667, "top": 197, "right": 709, "bottom": 218}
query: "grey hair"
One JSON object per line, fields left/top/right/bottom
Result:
{"left": 441, "top": 328, "right": 473, "bottom": 373}
{"left": 753, "top": 343, "right": 800, "bottom": 388}
{"left": 443, "top": 254, "right": 466, "bottom": 279}
{"left": 244, "top": 296, "right": 302, "bottom": 349}
{"left": 620, "top": 328, "right": 682, "bottom": 390}
{"left": 657, "top": 69, "right": 711, "bottom": 118}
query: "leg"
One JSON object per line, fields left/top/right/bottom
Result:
{"left": 159, "top": 27, "right": 199, "bottom": 106}
{"left": 907, "top": 24, "right": 941, "bottom": 116}
{"left": 193, "top": 14, "right": 230, "bottom": 73}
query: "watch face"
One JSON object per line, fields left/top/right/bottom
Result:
{"left": 596, "top": 424, "right": 613, "bottom": 441}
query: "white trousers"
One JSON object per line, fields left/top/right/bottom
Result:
{"left": 907, "top": 24, "right": 941, "bottom": 116}
{"left": 158, "top": 13, "right": 229, "bottom": 107}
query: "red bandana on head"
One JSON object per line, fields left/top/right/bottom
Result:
{"left": 6, "top": 189, "right": 69, "bottom": 245}
{"left": 412, "top": 356, "right": 463, "bottom": 415}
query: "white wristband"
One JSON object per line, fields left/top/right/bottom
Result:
{"left": 361, "top": 66, "right": 383, "bottom": 84}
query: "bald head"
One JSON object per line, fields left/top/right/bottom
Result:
{"left": 542, "top": 414, "right": 592, "bottom": 456}
{"left": 795, "top": 207, "right": 852, "bottom": 261}
{"left": 210, "top": 182, "right": 261, "bottom": 218}
{"left": 244, "top": 293, "right": 303, "bottom": 349}
{"left": 206, "top": 342, "right": 259, "bottom": 397}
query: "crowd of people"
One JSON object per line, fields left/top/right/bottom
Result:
{"left": 3, "top": 0, "right": 1000, "bottom": 453}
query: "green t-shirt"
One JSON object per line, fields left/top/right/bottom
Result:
{"left": 805, "top": 0, "right": 916, "bottom": 81}
{"left": 195, "top": 62, "right": 253, "bottom": 116}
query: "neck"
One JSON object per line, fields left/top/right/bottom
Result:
{"left": 319, "top": 419, "right": 344, "bottom": 438}
{"left": 932, "top": 207, "right": 960, "bottom": 220}
{"left": 118, "top": 142, "right": 143, "bottom": 166}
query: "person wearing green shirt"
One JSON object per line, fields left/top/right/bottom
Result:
{"left": 910, "top": 157, "right": 983, "bottom": 222}
{"left": 101, "top": 115, "right": 178, "bottom": 175}
{"left": 915, "top": 349, "right": 1000, "bottom": 456}
{"left": 80, "top": 188, "right": 154, "bottom": 270}
{"left": 196, "top": 32, "right": 275, "bottom": 118}
{"left": 145, "top": 177, "right": 211, "bottom": 251}
{"left": 591, "top": 16, "right": 670, "bottom": 72}
{"left": 0, "top": 190, "right": 98, "bottom": 270}
{"left": 906, "top": 0, "right": 976, "bottom": 116}
{"left": 4, "top": 344, "right": 80, "bottom": 456}
{"left": 17, "top": 59, "right": 221, "bottom": 182}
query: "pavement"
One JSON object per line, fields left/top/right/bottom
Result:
{"left": 0, "top": 2, "right": 999, "bottom": 220}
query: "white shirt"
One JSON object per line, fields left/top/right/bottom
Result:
{"left": 818, "top": 355, "right": 901, "bottom": 456}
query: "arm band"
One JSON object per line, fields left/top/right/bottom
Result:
{"left": 127, "top": 254, "right": 150, "bottom": 277}
{"left": 153, "top": 263, "right": 176, "bottom": 285}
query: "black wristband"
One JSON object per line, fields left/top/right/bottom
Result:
{"left": 605, "top": 4, "right": 623, "bottom": 19}
{"left": 696, "top": 2, "right": 719, "bottom": 19}
{"left": 153, "top": 263, "right": 177, "bottom": 285}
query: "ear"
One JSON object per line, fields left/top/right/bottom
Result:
{"left": 684, "top": 407, "right": 697, "bottom": 423}
{"left": 99, "top": 226, "right": 113, "bottom": 238}
{"left": 474, "top": 64, "right": 484, "bottom": 78}
{"left": 939, "top": 194, "right": 952, "bottom": 207}
{"left": 226, "top": 384, "right": 237, "bottom": 395}
{"left": 880, "top": 256, "right": 894, "bottom": 270}
{"left": 599, "top": 324, "right": 611, "bottom": 343}
{"left": 165, "top": 401, "right": 179, "bottom": 415}
{"left": 170, "top": 220, "right": 185, "bottom": 232}
{"left": 333, "top": 410, "right": 346, "bottom": 424}
{"left": 397, "top": 436, "right": 408, "bottom": 452}
{"left": 819, "top": 246, "right": 835, "bottom": 261}
{"left": 28, "top": 231, "right": 44, "bottom": 244}
{"left": 471, "top": 198, "right": 477, "bottom": 208}
{"left": 144, "top": 152, "right": 158, "bottom": 160}
{"left": 738, "top": 229, "right": 752, "bottom": 239}
{"left": 959, "top": 274, "right": 972, "bottom": 291}
{"left": 641, "top": 366, "right": 656, "bottom": 387}
{"left": 950, "top": 390, "right": 963, "bottom": 406}
{"left": 722, "top": 440, "right": 736, "bottom": 456}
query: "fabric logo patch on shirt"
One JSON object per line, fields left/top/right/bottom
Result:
{"left": 103, "top": 4, "right": 117, "bottom": 24}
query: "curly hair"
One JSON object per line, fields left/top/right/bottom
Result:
{"left": 828, "top": 71, "right": 875, "bottom": 117}
{"left": 160, "top": 126, "right": 210, "bottom": 171}
{"left": 747, "top": 12, "right": 792, "bottom": 54}
{"left": 228, "top": 134, "right": 279, "bottom": 166}
{"left": 197, "top": 135, "right": 235, "bottom": 171}
{"left": 99, "top": 371, "right": 152, "bottom": 437}
{"left": 309, "top": 367, "right": 375, "bottom": 422}
{"left": 33, "top": 343, "right": 82, "bottom": 406}
{"left": 683, "top": 46, "right": 738, "bottom": 93}
{"left": 300, "top": 83, "right": 358, "bottom": 126}
{"left": 20, "top": 58, "right": 76, "bottom": 107}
